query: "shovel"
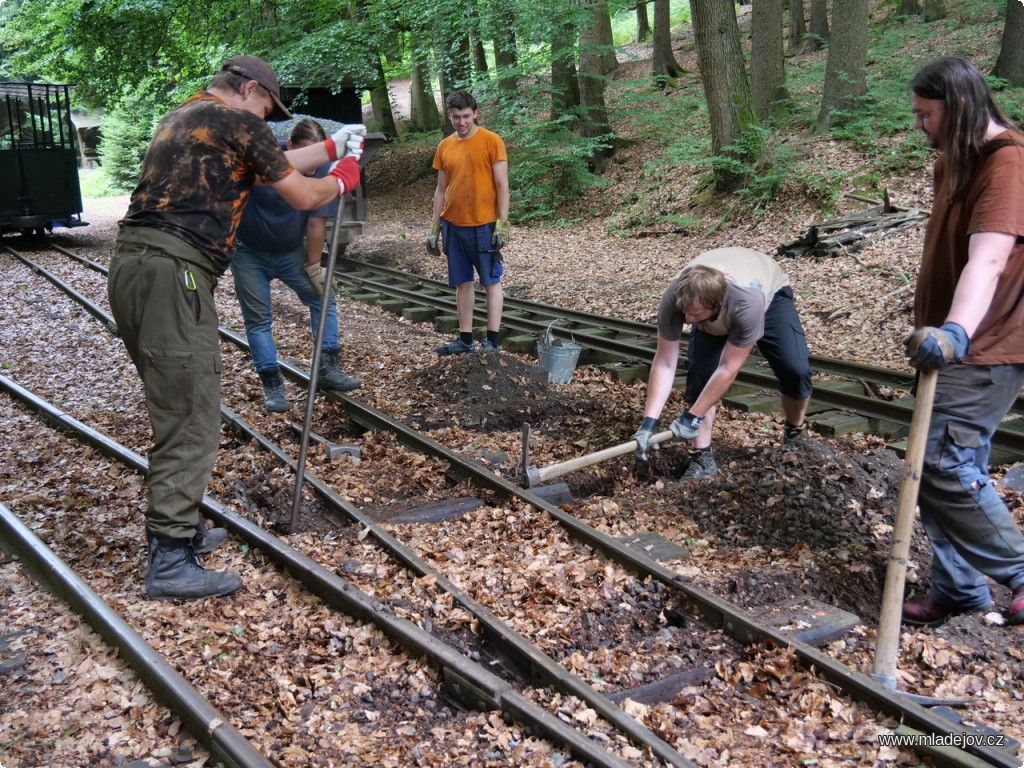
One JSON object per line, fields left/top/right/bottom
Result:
{"left": 872, "top": 368, "right": 940, "bottom": 692}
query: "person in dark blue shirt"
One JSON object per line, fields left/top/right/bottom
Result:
{"left": 231, "top": 117, "right": 361, "bottom": 412}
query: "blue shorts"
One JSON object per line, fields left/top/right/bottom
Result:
{"left": 684, "top": 286, "right": 813, "bottom": 403}
{"left": 441, "top": 220, "right": 503, "bottom": 287}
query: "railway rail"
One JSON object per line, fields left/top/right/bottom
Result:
{"left": 330, "top": 255, "right": 1024, "bottom": 460}
{"left": 1, "top": 235, "right": 1021, "bottom": 767}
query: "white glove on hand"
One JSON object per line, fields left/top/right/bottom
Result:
{"left": 344, "top": 132, "right": 364, "bottom": 161}
{"left": 304, "top": 262, "right": 325, "bottom": 296}
{"left": 327, "top": 124, "right": 367, "bottom": 162}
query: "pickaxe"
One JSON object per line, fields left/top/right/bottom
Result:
{"left": 521, "top": 422, "right": 674, "bottom": 488}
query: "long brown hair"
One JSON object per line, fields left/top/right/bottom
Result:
{"left": 910, "top": 57, "right": 1017, "bottom": 202}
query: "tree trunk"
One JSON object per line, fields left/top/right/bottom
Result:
{"left": 816, "top": 0, "right": 868, "bottom": 132}
{"left": 690, "top": 0, "right": 760, "bottom": 190}
{"left": 493, "top": 4, "right": 519, "bottom": 93}
{"left": 438, "top": 33, "right": 472, "bottom": 136}
{"left": 921, "top": 0, "right": 946, "bottom": 21}
{"left": 366, "top": 52, "right": 398, "bottom": 137}
{"left": 787, "top": 0, "right": 806, "bottom": 51}
{"left": 472, "top": 38, "right": 488, "bottom": 74}
{"left": 579, "top": 0, "right": 615, "bottom": 172}
{"left": 652, "top": 0, "right": 683, "bottom": 82}
{"left": 636, "top": 1, "right": 652, "bottom": 42}
{"left": 593, "top": 0, "right": 619, "bottom": 75}
{"left": 897, "top": 0, "right": 921, "bottom": 14}
{"left": 551, "top": 18, "right": 581, "bottom": 121}
{"left": 805, "top": 0, "right": 829, "bottom": 51}
{"left": 751, "top": 0, "right": 789, "bottom": 122}
{"left": 993, "top": 0, "right": 1024, "bottom": 85}
{"left": 409, "top": 47, "right": 441, "bottom": 133}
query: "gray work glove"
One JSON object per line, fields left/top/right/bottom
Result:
{"left": 304, "top": 262, "right": 325, "bottom": 296}
{"left": 426, "top": 223, "right": 441, "bottom": 256}
{"left": 669, "top": 409, "right": 703, "bottom": 440}
{"left": 633, "top": 417, "right": 660, "bottom": 461}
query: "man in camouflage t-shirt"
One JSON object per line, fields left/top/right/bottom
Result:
{"left": 107, "top": 56, "right": 365, "bottom": 600}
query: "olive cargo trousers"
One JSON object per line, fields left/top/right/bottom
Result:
{"left": 108, "top": 226, "right": 222, "bottom": 541}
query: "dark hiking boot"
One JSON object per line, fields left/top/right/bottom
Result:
{"left": 479, "top": 339, "right": 500, "bottom": 352}
{"left": 435, "top": 336, "right": 476, "bottom": 355}
{"left": 783, "top": 422, "right": 808, "bottom": 444}
{"left": 1010, "top": 586, "right": 1024, "bottom": 625}
{"left": 901, "top": 594, "right": 993, "bottom": 628}
{"left": 681, "top": 450, "right": 718, "bottom": 482}
{"left": 145, "top": 536, "right": 243, "bottom": 601}
{"left": 192, "top": 520, "right": 228, "bottom": 556}
{"left": 318, "top": 349, "right": 361, "bottom": 392}
{"left": 258, "top": 368, "right": 288, "bottom": 413}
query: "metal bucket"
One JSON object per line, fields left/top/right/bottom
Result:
{"left": 537, "top": 320, "right": 582, "bottom": 385}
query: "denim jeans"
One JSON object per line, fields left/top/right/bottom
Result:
{"left": 917, "top": 363, "right": 1024, "bottom": 607}
{"left": 230, "top": 239, "right": 339, "bottom": 372}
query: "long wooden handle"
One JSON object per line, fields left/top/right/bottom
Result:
{"left": 872, "top": 368, "right": 938, "bottom": 688}
{"left": 529, "top": 430, "right": 674, "bottom": 486}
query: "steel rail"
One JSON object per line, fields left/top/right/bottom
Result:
{"left": 335, "top": 258, "right": 1024, "bottom": 421}
{"left": 16, "top": 238, "right": 1022, "bottom": 767}
{"left": 218, "top": 402, "right": 696, "bottom": 768}
{"left": 3, "top": 245, "right": 692, "bottom": 764}
{"left": 0, "top": 501, "right": 275, "bottom": 768}
{"left": 0, "top": 374, "right": 636, "bottom": 768}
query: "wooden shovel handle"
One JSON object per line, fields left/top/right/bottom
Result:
{"left": 872, "top": 368, "right": 938, "bottom": 688}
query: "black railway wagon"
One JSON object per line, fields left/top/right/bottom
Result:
{"left": 1, "top": 82, "right": 87, "bottom": 236}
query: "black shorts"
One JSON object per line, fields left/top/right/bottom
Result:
{"left": 683, "top": 286, "right": 813, "bottom": 403}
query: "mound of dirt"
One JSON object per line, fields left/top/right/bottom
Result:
{"left": 406, "top": 351, "right": 576, "bottom": 431}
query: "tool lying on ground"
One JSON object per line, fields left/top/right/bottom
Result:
{"left": 520, "top": 422, "right": 674, "bottom": 488}
{"left": 286, "top": 420, "right": 360, "bottom": 462}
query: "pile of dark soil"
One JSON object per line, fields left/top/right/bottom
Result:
{"left": 406, "top": 351, "right": 576, "bottom": 431}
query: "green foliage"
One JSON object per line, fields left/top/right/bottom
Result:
{"left": 702, "top": 125, "right": 793, "bottom": 207}
{"left": 502, "top": 114, "right": 610, "bottom": 222}
{"left": 96, "top": 84, "right": 167, "bottom": 194}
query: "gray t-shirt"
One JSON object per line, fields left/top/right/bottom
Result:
{"left": 657, "top": 247, "right": 791, "bottom": 345}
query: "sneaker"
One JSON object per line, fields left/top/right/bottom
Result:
{"left": 681, "top": 450, "right": 718, "bottom": 482}
{"left": 902, "top": 594, "right": 993, "bottom": 628}
{"left": 1010, "top": 586, "right": 1024, "bottom": 625}
{"left": 783, "top": 422, "right": 808, "bottom": 444}
{"left": 435, "top": 337, "right": 476, "bottom": 356}
{"left": 479, "top": 339, "right": 500, "bottom": 352}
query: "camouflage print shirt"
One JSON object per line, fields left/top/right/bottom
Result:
{"left": 120, "top": 92, "right": 294, "bottom": 274}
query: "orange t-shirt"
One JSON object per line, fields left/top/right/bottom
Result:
{"left": 915, "top": 131, "right": 1024, "bottom": 364}
{"left": 432, "top": 127, "right": 507, "bottom": 227}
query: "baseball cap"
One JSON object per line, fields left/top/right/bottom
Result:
{"left": 220, "top": 55, "right": 292, "bottom": 121}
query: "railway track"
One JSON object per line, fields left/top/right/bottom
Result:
{"left": 1, "top": 235, "right": 1021, "bottom": 767}
{"left": 331, "top": 255, "right": 1024, "bottom": 460}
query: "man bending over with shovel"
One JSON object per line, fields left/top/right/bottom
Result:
{"left": 901, "top": 56, "right": 1024, "bottom": 627}
{"left": 632, "top": 247, "right": 813, "bottom": 482}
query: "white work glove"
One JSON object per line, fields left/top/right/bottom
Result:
{"left": 304, "top": 262, "right": 325, "bottom": 296}
{"left": 326, "top": 124, "right": 367, "bottom": 162}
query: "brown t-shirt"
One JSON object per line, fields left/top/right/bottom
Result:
{"left": 120, "top": 92, "right": 294, "bottom": 274}
{"left": 916, "top": 131, "right": 1024, "bottom": 364}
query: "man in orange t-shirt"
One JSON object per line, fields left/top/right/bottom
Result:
{"left": 426, "top": 90, "right": 510, "bottom": 354}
